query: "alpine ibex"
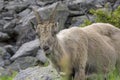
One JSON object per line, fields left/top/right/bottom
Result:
{"left": 33, "top": 3, "right": 120, "bottom": 80}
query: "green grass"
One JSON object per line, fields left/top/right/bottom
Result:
{"left": 107, "top": 69, "right": 120, "bottom": 80}
{"left": 61, "top": 69, "right": 120, "bottom": 80}
{"left": 0, "top": 76, "right": 13, "bottom": 80}
{"left": 0, "top": 69, "right": 119, "bottom": 80}
{"left": 87, "top": 69, "right": 120, "bottom": 80}
{"left": 0, "top": 72, "right": 17, "bottom": 80}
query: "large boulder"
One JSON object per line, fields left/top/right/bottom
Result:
{"left": 14, "top": 24, "right": 36, "bottom": 47}
{"left": 14, "top": 65, "right": 62, "bottom": 80}
{"left": 10, "top": 39, "right": 40, "bottom": 61}
{"left": 8, "top": 56, "right": 38, "bottom": 71}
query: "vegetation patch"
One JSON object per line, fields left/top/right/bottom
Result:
{"left": 81, "top": 6, "right": 120, "bottom": 28}
{"left": 0, "top": 72, "right": 17, "bottom": 80}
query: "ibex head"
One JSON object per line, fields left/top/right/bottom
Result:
{"left": 33, "top": 3, "right": 59, "bottom": 55}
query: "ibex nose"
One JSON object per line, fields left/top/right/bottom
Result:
{"left": 43, "top": 46, "right": 49, "bottom": 51}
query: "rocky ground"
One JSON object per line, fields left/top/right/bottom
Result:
{"left": 0, "top": 0, "right": 120, "bottom": 80}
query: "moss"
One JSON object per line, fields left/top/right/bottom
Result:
{"left": 80, "top": 19, "right": 92, "bottom": 27}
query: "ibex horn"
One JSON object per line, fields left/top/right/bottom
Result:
{"left": 33, "top": 8, "right": 43, "bottom": 24}
{"left": 49, "top": 3, "right": 59, "bottom": 22}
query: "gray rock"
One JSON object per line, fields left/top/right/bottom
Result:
{"left": 4, "top": 60, "right": 11, "bottom": 66}
{"left": 5, "top": 1, "right": 29, "bottom": 13}
{"left": 0, "top": 19, "right": 17, "bottom": 38}
{"left": 87, "top": 0, "right": 108, "bottom": 8}
{"left": 3, "top": 17, "right": 14, "bottom": 21}
{"left": 10, "top": 39, "right": 40, "bottom": 61}
{"left": 113, "top": 0, "right": 120, "bottom": 9}
{"left": 0, "top": 60, "right": 4, "bottom": 67}
{"left": 8, "top": 56, "right": 38, "bottom": 71}
{"left": 0, "top": 47, "right": 10, "bottom": 67}
{"left": 4, "top": 45, "right": 16, "bottom": 56}
{"left": 14, "top": 65, "right": 61, "bottom": 80}
{"left": 18, "top": 9, "right": 31, "bottom": 18}
{"left": 68, "top": 1, "right": 96, "bottom": 11}
{"left": 0, "top": 20, "right": 7, "bottom": 30}
{"left": 0, "top": 29, "right": 17, "bottom": 42}
{"left": 39, "top": 0, "right": 58, "bottom": 5}
{"left": 23, "top": 0, "right": 43, "bottom": 6}
{"left": 0, "top": 56, "right": 4, "bottom": 67}
{"left": 1, "top": 10, "right": 15, "bottom": 20}
{"left": 70, "top": 15, "right": 95, "bottom": 27}
{"left": 0, "top": 67, "right": 12, "bottom": 76}
{"left": 0, "top": 47, "right": 11, "bottom": 60}
{"left": 36, "top": 50, "right": 48, "bottom": 64}
{"left": 107, "top": 0, "right": 117, "bottom": 3}
{"left": 68, "top": 0, "right": 107, "bottom": 14}
{"left": 0, "top": 60, "right": 10, "bottom": 67}
{"left": 3, "top": 19, "right": 16, "bottom": 29}
{"left": 0, "top": 32, "right": 10, "bottom": 42}
{"left": 0, "top": 0, "right": 4, "bottom": 11}
{"left": 0, "top": 47, "right": 6, "bottom": 57}
{"left": 15, "top": 24, "right": 36, "bottom": 47}
{"left": 0, "top": 43, "right": 8, "bottom": 48}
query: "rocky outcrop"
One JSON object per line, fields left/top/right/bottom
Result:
{"left": 8, "top": 56, "right": 39, "bottom": 71}
{"left": 14, "top": 65, "right": 61, "bottom": 80}
{"left": 10, "top": 39, "right": 40, "bottom": 61}
{"left": 0, "top": 0, "right": 119, "bottom": 79}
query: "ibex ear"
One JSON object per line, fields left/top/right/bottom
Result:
{"left": 33, "top": 8, "right": 43, "bottom": 24}
{"left": 49, "top": 3, "right": 59, "bottom": 23}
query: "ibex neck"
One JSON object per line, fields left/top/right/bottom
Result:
{"left": 52, "top": 35, "right": 63, "bottom": 56}
{"left": 50, "top": 35, "right": 63, "bottom": 71}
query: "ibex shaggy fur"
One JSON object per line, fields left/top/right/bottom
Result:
{"left": 33, "top": 4, "right": 120, "bottom": 80}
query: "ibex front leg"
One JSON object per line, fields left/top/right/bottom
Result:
{"left": 74, "top": 68, "right": 86, "bottom": 80}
